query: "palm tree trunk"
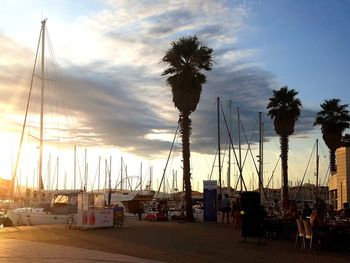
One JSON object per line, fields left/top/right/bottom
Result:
{"left": 181, "top": 112, "right": 194, "bottom": 222}
{"left": 330, "top": 149, "right": 336, "bottom": 172}
{"left": 280, "top": 135, "right": 289, "bottom": 207}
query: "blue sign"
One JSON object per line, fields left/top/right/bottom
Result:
{"left": 203, "top": 180, "right": 217, "bottom": 222}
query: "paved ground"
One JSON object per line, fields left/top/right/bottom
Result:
{"left": 0, "top": 217, "right": 349, "bottom": 262}
{"left": 0, "top": 238, "right": 162, "bottom": 263}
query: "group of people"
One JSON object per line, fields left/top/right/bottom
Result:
{"left": 221, "top": 194, "right": 241, "bottom": 228}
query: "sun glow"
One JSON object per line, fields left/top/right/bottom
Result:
{"left": 0, "top": 136, "right": 16, "bottom": 181}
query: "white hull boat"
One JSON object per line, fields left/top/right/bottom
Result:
{"left": 106, "top": 189, "right": 155, "bottom": 214}
{"left": 8, "top": 190, "right": 80, "bottom": 226}
{"left": 7, "top": 207, "right": 68, "bottom": 225}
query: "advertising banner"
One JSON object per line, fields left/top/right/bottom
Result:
{"left": 80, "top": 209, "right": 113, "bottom": 228}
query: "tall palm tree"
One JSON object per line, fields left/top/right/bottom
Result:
{"left": 162, "top": 36, "right": 213, "bottom": 221}
{"left": 267, "top": 86, "right": 302, "bottom": 206}
{"left": 314, "top": 99, "right": 350, "bottom": 172}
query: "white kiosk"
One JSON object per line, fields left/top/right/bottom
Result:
{"left": 70, "top": 193, "right": 113, "bottom": 229}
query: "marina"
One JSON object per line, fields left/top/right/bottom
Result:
{"left": 1, "top": 1, "right": 350, "bottom": 262}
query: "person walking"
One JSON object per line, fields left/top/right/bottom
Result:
{"left": 221, "top": 194, "right": 231, "bottom": 224}
{"left": 231, "top": 200, "right": 241, "bottom": 229}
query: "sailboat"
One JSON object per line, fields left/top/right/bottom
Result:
{"left": 106, "top": 159, "right": 155, "bottom": 213}
{"left": 7, "top": 19, "right": 82, "bottom": 225}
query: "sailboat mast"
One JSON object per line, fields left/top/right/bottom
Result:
{"left": 259, "top": 112, "right": 264, "bottom": 202}
{"left": 108, "top": 156, "right": 112, "bottom": 205}
{"left": 140, "top": 162, "right": 142, "bottom": 191}
{"left": 56, "top": 156, "right": 59, "bottom": 190}
{"left": 150, "top": 166, "right": 153, "bottom": 190}
{"left": 237, "top": 107, "right": 242, "bottom": 192}
{"left": 227, "top": 100, "right": 232, "bottom": 195}
{"left": 39, "top": 18, "right": 47, "bottom": 191}
{"left": 48, "top": 154, "right": 51, "bottom": 190}
{"left": 217, "top": 97, "right": 222, "bottom": 199}
{"left": 315, "top": 139, "right": 319, "bottom": 200}
{"left": 11, "top": 20, "right": 44, "bottom": 198}
{"left": 120, "top": 157, "right": 123, "bottom": 190}
{"left": 84, "top": 148, "right": 87, "bottom": 191}
{"left": 98, "top": 156, "right": 101, "bottom": 191}
{"left": 74, "top": 145, "right": 76, "bottom": 189}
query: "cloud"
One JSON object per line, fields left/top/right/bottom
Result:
{"left": 0, "top": 0, "right": 319, "bottom": 161}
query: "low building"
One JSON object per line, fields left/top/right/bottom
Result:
{"left": 289, "top": 184, "right": 328, "bottom": 202}
{"left": 329, "top": 147, "right": 350, "bottom": 210}
{"left": 264, "top": 184, "right": 328, "bottom": 205}
{"left": 264, "top": 188, "right": 281, "bottom": 202}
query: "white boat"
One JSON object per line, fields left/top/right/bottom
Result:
{"left": 104, "top": 158, "right": 156, "bottom": 213}
{"left": 108, "top": 189, "right": 155, "bottom": 203}
{"left": 8, "top": 191, "right": 80, "bottom": 225}
{"left": 107, "top": 189, "right": 155, "bottom": 214}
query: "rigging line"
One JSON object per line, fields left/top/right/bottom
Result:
{"left": 294, "top": 141, "right": 316, "bottom": 202}
{"left": 240, "top": 114, "right": 258, "bottom": 173}
{"left": 220, "top": 104, "right": 247, "bottom": 191}
{"left": 166, "top": 143, "right": 177, "bottom": 185}
{"left": 266, "top": 156, "right": 280, "bottom": 189}
{"left": 50, "top": 159, "right": 57, "bottom": 190}
{"left": 166, "top": 176, "right": 171, "bottom": 193}
{"left": 197, "top": 100, "right": 223, "bottom": 181}
{"left": 124, "top": 164, "right": 133, "bottom": 191}
{"left": 209, "top": 149, "right": 218, "bottom": 180}
{"left": 47, "top": 27, "right": 79, "bottom": 148}
{"left": 12, "top": 26, "right": 43, "bottom": 197}
{"left": 321, "top": 166, "right": 330, "bottom": 187}
{"left": 47, "top": 29, "right": 66, "bottom": 146}
{"left": 239, "top": 114, "right": 268, "bottom": 200}
{"left": 114, "top": 163, "right": 121, "bottom": 190}
{"left": 201, "top": 154, "right": 212, "bottom": 180}
{"left": 76, "top": 153, "right": 83, "bottom": 190}
{"left": 198, "top": 100, "right": 218, "bottom": 155}
{"left": 219, "top": 136, "right": 229, "bottom": 181}
{"left": 234, "top": 170, "right": 240, "bottom": 190}
{"left": 126, "top": 175, "right": 133, "bottom": 191}
{"left": 91, "top": 162, "right": 100, "bottom": 191}
{"left": 134, "top": 179, "right": 141, "bottom": 190}
{"left": 144, "top": 163, "right": 151, "bottom": 183}
{"left": 263, "top": 114, "right": 280, "bottom": 151}
{"left": 114, "top": 161, "right": 121, "bottom": 189}
{"left": 221, "top": 136, "right": 231, "bottom": 167}
{"left": 156, "top": 119, "right": 180, "bottom": 198}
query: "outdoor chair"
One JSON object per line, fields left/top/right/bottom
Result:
{"left": 295, "top": 219, "right": 306, "bottom": 248}
{"left": 303, "top": 220, "right": 313, "bottom": 250}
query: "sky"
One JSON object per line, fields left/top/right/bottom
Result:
{"left": 0, "top": 0, "right": 349, "bottom": 193}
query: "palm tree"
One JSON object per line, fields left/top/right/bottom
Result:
{"left": 267, "top": 86, "right": 302, "bottom": 206}
{"left": 162, "top": 35, "right": 213, "bottom": 221}
{"left": 314, "top": 99, "right": 350, "bottom": 172}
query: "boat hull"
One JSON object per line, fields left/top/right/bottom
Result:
{"left": 7, "top": 208, "right": 68, "bottom": 226}
{"left": 107, "top": 190, "right": 155, "bottom": 214}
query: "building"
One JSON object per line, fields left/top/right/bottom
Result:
{"left": 263, "top": 184, "right": 328, "bottom": 205}
{"left": 329, "top": 147, "right": 350, "bottom": 210}
{"left": 289, "top": 184, "right": 328, "bottom": 202}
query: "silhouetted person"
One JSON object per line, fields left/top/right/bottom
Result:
{"left": 221, "top": 194, "right": 231, "bottom": 224}
{"left": 302, "top": 202, "right": 312, "bottom": 219}
{"left": 341, "top": 202, "right": 350, "bottom": 218}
